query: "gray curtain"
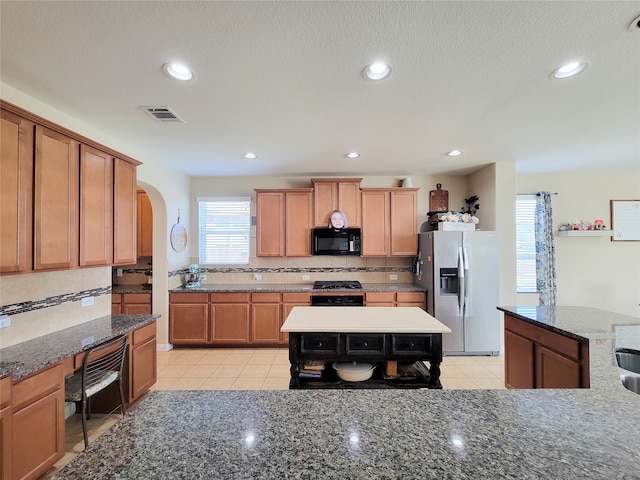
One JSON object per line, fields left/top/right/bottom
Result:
{"left": 535, "top": 192, "right": 557, "bottom": 305}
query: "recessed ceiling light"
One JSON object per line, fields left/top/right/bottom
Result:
{"left": 447, "top": 150, "right": 463, "bottom": 157}
{"left": 363, "top": 63, "right": 392, "bottom": 80}
{"left": 345, "top": 152, "right": 360, "bottom": 159}
{"left": 243, "top": 153, "right": 257, "bottom": 159}
{"left": 162, "top": 63, "right": 194, "bottom": 81}
{"left": 551, "top": 61, "right": 589, "bottom": 79}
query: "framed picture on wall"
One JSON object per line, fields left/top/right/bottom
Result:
{"left": 610, "top": 200, "right": 640, "bottom": 241}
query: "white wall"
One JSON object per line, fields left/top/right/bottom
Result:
{"left": 517, "top": 169, "right": 640, "bottom": 317}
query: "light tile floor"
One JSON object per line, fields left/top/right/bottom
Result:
{"left": 43, "top": 348, "right": 504, "bottom": 478}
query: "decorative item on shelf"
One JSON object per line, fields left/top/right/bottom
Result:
{"left": 426, "top": 211, "right": 479, "bottom": 231}
{"left": 461, "top": 195, "right": 480, "bottom": 215}
{"left": 559, "top": 220, "right": 609, "bottom": 231}
{"left": 401, "top": 177, "right": 413, "bottom": 187}
{"left": 429, "top": 183, "right": 449, "bottom": 212}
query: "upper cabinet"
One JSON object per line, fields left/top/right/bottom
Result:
{"left": 0, "top": 109, "right": 33, "bottom": 274}
{"left": 361, "top": 188, "right": 418, "bottom": 256}
{"left": 311, "top": 178, "right": 361, "bottom": 227}
{"left": 136, "top": 191, "right": 153, "bottom": 257}
{"left": 33, "top": 126, "right": 79, "bottom": 270}
{"left": 0, "top": 101, "right": 140, "bottom": 274}
{"left": 255, "top": 189, "right": 313, "bottom": 257}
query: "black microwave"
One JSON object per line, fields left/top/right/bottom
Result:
{"left": 312, "top": 228, "right": 361, "bottom": 256}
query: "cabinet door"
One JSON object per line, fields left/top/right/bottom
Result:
{"left": 282, "top": 293, "right": 310, "bottom": 344}
{"left": 79, "top": 145, "right": 113, "bottom": 266}
{"left": 123, "top": 304, "right": 152, "bottom": 314}
{"left": 361, "top": 190, "right": 389, "bottom": 256}
{"left": 252, "top": 303, "right": 281, "bottom": 344}
{"left": 34, "top": 126, "right": 79, "bottom": 270}
{"left": 536, "top": 346, "right": 581, "bottom": 388}
{"left": 0, "top": 403, "right": 10, "bottom": 480}
{"left": 0, "top": 110, "right": 33, "bottom": 274}
{"left": 113, "top": 158, "right": 137, "bottom": 265}
{"left": 169, "top": 303, "right": 209, "bottom": 344}
{"left": 285, "top": 190, "right": 312, "bottom": 257}
{"left": 130, "top": 336, "right": 157, "bottom": 401}
{"left": 210, "top": 304, "right": 250, "bottom": 344}
{"left": 390, "top": 190, "right": 417, "bottom": 256}
{"left": 504, "top": 330, "right": 534, "bottom": 389}
{"left": 136, "top": 191, "right": 153, "bottom": 257}
{"left": 256, "top": 191, "right": 284, "bottom": 256}
{"left": 337, "top": 180, "right": 361, "bottom": 227}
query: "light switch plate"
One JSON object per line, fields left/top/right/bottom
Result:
{"left": 81, "top": 296, "right": 94, "bottom": 307}
{"left": 0, "top": 315, "right": 10, "bottom": 329}
{"left": 389, "top": 274, "right": 398, "bottom": 280}
{"left": 254, "top": 274, "right": 262, "bottom": 281}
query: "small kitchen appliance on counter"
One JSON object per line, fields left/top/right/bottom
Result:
{"left": 185, "top": 264, "right": 202, "bottom": 289}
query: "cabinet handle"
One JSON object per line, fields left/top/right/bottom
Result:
{"left": 362, "top": 341, "right": 368, "bottom": 347}
{"left": 409, "top": 342, "right": 415, "bottom": 348}
{"left": 317, "top": 341, "right": 323, "bottom": 348}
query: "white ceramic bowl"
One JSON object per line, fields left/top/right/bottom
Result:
{"left": 333, "top": 362, "right": 375, "bottom": 382}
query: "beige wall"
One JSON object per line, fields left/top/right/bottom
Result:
{"left": 517, "top": 169, "right": 640, "bottom": 317}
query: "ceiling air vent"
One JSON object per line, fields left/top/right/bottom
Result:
{"left": 139, "top": 106, "right": 185, "bottom": 123}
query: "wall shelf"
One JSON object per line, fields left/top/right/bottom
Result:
{"left": 558, "top": 230, "right": 613, "bottom": 237}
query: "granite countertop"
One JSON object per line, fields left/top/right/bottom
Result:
{"left": 0, "top": 314, "right": 159, "bottom": 380}
{"left": 170, "top": 283, "right": 426, "bottom": 293}
{"left": 112, "top": 284, "right": 153, "bottom": 294}
{"left": 498, "top": 306, "right": 640, "bottom": 393}
{"left": 53, "top": 388, "right": 640, "bottom": 479}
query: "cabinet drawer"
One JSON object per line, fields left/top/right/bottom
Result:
{"left": 345, "top": 334, "right": 385, "bottom": 355}
{"left": 505, "top": 315, "right": 581, "bottom": 360}
{"left": 252, "top": 292, "right": 281, "bottom": 303}
{"left": 12, "top": 363, "right": 63, "bottom": 411}
{"left": 300, "top": 334, "right": 340, "bottom": 355}
{"left": 169, "top": 292, "right": 208, "bottom": 303}
{"left": 282, "top": 292, "right": 311, "bottom": 303}
{"left": 391, "top": 334, "right": 432, "bottom": 356}
{"left": 396, "top": 292, "right": 425, "bottom": 303}
{"left": 211, "top": 292, "right": 250, "bottom": 303}
{"left": 123, "top": 293, "right": 151, "bottom": 304}
{"left": 365, "top": 292, "right": 395, "bottom": 303}
{"left": 111, "top": 294, "right": 122, "bottom": 304}
{"left": 133, "top": 322, "right": 156, "bottom": 346}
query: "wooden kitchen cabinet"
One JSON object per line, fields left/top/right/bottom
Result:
{"left": 129, "top": 322, "right": 157, "bottom": 402}
{"left": 251, "top": 293, "right": 281, "bottom": 344}
{"left": 33, "top": 126, "right": 80, "bottom": 271}
{"left": 113, "top": 158, "right": 137, "bottom": 265}
{"left": 281, "top": 293, "right": 311, "bottom": 344}
{"left": 255, "top": 189, "right": 313, "bottom": 257}
{"left": 0, "top": 110, "right": 33, "bottom": 274}
{"left": 169, "top": 292, "right": 209, "bottom": 344}
{"left": 311, "top": 178, "right": 362, "bottom": 227}
{"left": 361, "top": 188, "right": 418, "bottom": 257}
{"left": 1, "top": 376, "right": 12, "bottom": 480}
{"left": 136, "top": 190, "right": 153, "bottom": 257}
{"left": 112, "top": 294, "right": 122, "bottom": 314}
{"left": 365, "top": 292, "right": 425, "bottom": 309}
{"left": 11, "top": 363, "right": 65, "bottom": 480}
{"left": 210, "top": 293, "right": 250, "bottom": 344}
{"left": 79, "top": 145, "right": 113, "bottom": 267}
{"left": 504, "top": 314, "right": 589, "bottom": 389}
{"left": 122, "top": 293, "right": 152, "bottom": 314}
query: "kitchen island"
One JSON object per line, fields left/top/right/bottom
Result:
{"left": 281, "top": 306, "right": 451, "bottom": 389}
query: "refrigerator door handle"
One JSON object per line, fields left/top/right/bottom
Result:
{"left": 463, "top": 246, "right": 470, "bottom": 315}
{"left": 457, "top": 247, "right": 465, "bottom": 315}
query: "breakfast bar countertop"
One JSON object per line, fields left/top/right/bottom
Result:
{"left": 0, "top": 314, "right": 159, "bottom": 381}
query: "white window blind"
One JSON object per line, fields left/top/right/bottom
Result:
{"left": 198, "top": 197, "right": 250, "bottom": 265}
{"left": 516, "top": 195, "right": 537, "bottom": 293}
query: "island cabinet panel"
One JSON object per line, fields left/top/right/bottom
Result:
{"left": 113, "top": 158, "right": 137, "bottom": 265}
{"left": 79, "top": 145, "right": 113, "bottom": 267}
{"left": 11, "top": 363, "right": 64, "bottom": 480}
{"left": 129, "top": 322, "right": 157, "bottom": 402}
{"left": 169, "top": 293, "right": 209, "bottom": 344}
{"left": 504, "top": 314, "right": 589, "bottom": 389}
{"left": 311, "top": 178, "right": 362, "bottom": 227}
{"left": 0, "top": 110, "right": 33, "bottom": 274}
{"left": 33, "top": 126, "right": 79, "bottom": 271}
{"left": 251, "top": 293, "right": 282, "bottom": 344}
{"left": 209, "top": 293, "right": 250, "bottom": 344}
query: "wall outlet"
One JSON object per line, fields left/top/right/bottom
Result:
{"left": 254, "top": 274, "right": 262, "bottom": 281}
{"left": 116, "top": 268, "right": 123, "bottom": 277}
{"left": 200, "top": 274, "right": 207, "bottom": 281}
{"left": 302, "top": 274, "right": 310, "bottom": 280}
{"left": 389, "top": 274, "right": 398, "bottom": 281}
{"left": 81, "top": 296, "right": 94, "bottom": 307}
{"left": 0, "top": 315, "right": 10, "bottom": 329}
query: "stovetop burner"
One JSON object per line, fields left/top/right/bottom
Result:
{"left": 313, "top": 280, "right": 363, "bottom": 290}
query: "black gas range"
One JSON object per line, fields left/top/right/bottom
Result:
{"left": 311, "top": 280, "right": 364, "bottom": 306}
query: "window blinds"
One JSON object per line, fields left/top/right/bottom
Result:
{"left": 198, "top": 198, "right": 250, "bottom": 265}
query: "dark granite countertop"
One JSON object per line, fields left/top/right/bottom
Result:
{"left": 170, "top": 282, "right": 426, "bottom": 293}
{"left": 53, "top": 388, "right": 640, "bottom": 479}
{"left": 498, "top": 306, "right": 640, "bottom": 393}
{"left": 0, "top": 314, "right": 159, "bottom": 381}
{"left": 112, "top": 284, "right": 153, "bottom": 294}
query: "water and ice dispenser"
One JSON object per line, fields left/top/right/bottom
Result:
{"left": 439, "top": 268, "right": 459, "bottom": 295}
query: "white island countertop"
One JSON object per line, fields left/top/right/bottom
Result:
{"left": 281, "top": 306, "right": 452, "bottom": 334}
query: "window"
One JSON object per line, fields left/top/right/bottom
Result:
{"left": 516, "top": 195, "right": 537, "bottom": 293}
{"left": 198, "top": 197, "right": 250, "bottom": 265}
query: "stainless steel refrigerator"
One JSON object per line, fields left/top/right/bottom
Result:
{"left": 416, "top": 231, "right": 500, "bottom": 355}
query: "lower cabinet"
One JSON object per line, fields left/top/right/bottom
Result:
{"left": 504, "top": 314, "right": 589, "bottom": 389}
{"left": 129, "top": 322, "right": 157, "bottom": 402}
{"left": 365, "top": 291, "right": 425, "bottom": 310}
{"left": 210, "top": 293, "right": 250, "bottom": 344}
{"left": 169, "top": 293, "right": 209, "bottom": 344}
{"left": 251, "top": 293, "right": 281, "bottom": 344}
{"left": 11, "top": 363, "right": 65, "bottom": 480}
{"left": 112, "top": 292, "right": 152, "bottom": 315}
{"left": 1, "top": 376, "right": 12, "bottom": 480}
{"left": 281, "top": 293, "right": 311, "bottom": 344}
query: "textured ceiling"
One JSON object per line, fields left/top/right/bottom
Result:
{"left": 1, "top": 1, "right": 639, "bottom": 177}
